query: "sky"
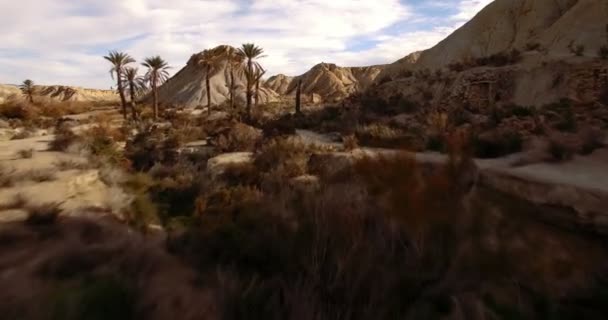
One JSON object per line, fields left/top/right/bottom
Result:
{"left": 0, "top": 0, "right": 493, "bottom": 89}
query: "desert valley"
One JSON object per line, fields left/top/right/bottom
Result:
{"left": 0, "top": 0, "right": 608, "bottom": 319}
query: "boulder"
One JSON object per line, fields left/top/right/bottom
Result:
{"left": 289, "top": 175, "right": 320, "bottom": 193}
{"left": 206, "top": 152, "right": 253, "bottom": 177}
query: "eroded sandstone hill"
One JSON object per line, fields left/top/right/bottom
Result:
{"left": 155, "top": 45, "right": 279, "bottom": 108}
{"left": 372, "top": 0, "right": 608, "bottom": 108}
{"left": 0, "top": 84, "right": 118, "bottom": 104}
{"left": 381, "top": 0, "right": 608, "bottom": 76}
{"left": 267, "top": 63, "right": 384, "bottom": 103}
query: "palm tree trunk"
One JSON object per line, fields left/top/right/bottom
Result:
{"left": 246, "top": 59, "right": 253, "bottom": 121}
{"left": 206, "top": 66, "right": 212, "bottom": 116}
{"left": 28, "top": 93, "right": 34, "bottom": 104}
{"left": 255, "top": 80, "right": 259, "bottom": 109}
{"left": 295, "top": 79, "right": 302, "bottom": 115}
{"left": 129, "top": 80, "right": 137, "bottom": 120}
{"left": 230, "top": 68, "right": 235, "bottom": 109}
{"left": 152, "top": 75, "right": 158, "bottom": 121}
{"left": 116, "top": 70, "right": 128, "bottom": 120}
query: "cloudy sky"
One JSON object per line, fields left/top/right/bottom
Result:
{"left": 0, "top": 0, "right": 493, "bottom": 89}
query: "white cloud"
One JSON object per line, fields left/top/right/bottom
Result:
{"left": 0, "top": 0, "right": 493, "bottom": 88}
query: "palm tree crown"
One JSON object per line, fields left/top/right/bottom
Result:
{"left": 122, "top": 67, "right": 147, "bottom": 98}
{"left": 142, "top": 56, "right": 170, "bottom": 83}
{"left": 103, "top": 51, "right": 136, "bottom": 78}
{"left": 237, "top": 43, "right": 265, "bottom": 121}
{"left": 236, "top": 43, "right": 265, "bottom": 61}
{"left": 19, "top": 79, "right": 36, "bottom": 103}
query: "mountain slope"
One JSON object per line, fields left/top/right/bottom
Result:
{"left": 381, "top": 0, "right": 607, "bottom": 78}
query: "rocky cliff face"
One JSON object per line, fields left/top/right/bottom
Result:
{"left": 371, "top": 0, "right": 608, "bottom": 109}
{"left": 381, "top": 0, "right": 607, "bottom": 77}
{"left": 155, "top": 45, "right": 279, "bottom": 108}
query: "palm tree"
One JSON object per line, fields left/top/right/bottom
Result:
{"left": 243, "top": 63, "right": 266, "bottom": 120}
{"left": 237, "top": 43, "right": 265, "bottom": 120}
{"left": 142, "top": 56, "right": 170, "bottom": 121}
{"left": 253, "top": 64, "right": 266, "bottom": 108}
{"left": 295, "top": 78, "right": 302, "bottom": 115}
{"left": 225, "top": 49, "right": 244, "bottom": 110}
{"left": 197, "top": 50, "right": 222, "bottom": 116}
{"left": 122, "top": 67, "right": 146, "bottom": 120}
{"left": 19, "top": 79, "right": 36, "bottom": 103}
{"left": 103, "top": 51, "right": 135, "bottom": 120}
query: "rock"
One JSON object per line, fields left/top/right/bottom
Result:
{"left": 206, "top": 152, "right": 253, "bottom": 177}
{"left": 190, "top": 109, "right": 204, "bottom": 116}
{"left": 289, "top": 175, "right": 320, "bottom": 193}
{"left": 0, "top": 119, "right": 10, "bottom": 129}
{"left": 0, "top": 129, "right": 16, "bottom": 141}
{"left": 207, "top": 111, "right": 230, "bottom": 122}
{"left": 308, "top": 152, "right": 358, "bottom": 177}
{"left": 0, "top": 209, "right": 28, "bottom": 223}
{"left": 391, "top": 113, "right": 416, "bottom": 127}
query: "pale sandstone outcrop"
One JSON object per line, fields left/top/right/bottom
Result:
{"left": 155, "top": 45, "right": 279, "bottom": 108}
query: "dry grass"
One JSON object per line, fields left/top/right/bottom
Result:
{"left": 16, "top": 149, "right": 34, "bottom": 159}
{"left": 216, "top": 123, "right": 262, "bottom": 152}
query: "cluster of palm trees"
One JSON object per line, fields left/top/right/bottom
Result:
{"left": 103, "top": 51, "right": 170, "bottom": 121}
{"left": 104, "top": 43, "right": 267, "bottom": 122}
{"left": 196, "top": 43, "right": 266, "bottom": 121}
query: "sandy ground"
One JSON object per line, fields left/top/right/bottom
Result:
{"left": 0, "top": 133, "right": 127, "bottom": 223}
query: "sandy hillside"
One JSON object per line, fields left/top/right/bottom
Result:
{"left": 380, "top": 0, "right": 608, "bottom": 77}
{"left": 0, "top": 84, "right": 118, "bottom": 104}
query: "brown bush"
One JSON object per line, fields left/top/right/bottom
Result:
{"left": 82, "top": 125, "right": 125, "bottom": 165}
{"left": 580, "top": 128, "right": 605, "bottom": 155}
{"left": 17, "top": 149, "right": 34, "bottom": 159}
{"left": 49, "top": 126, "right": 81, "bottom": 152}
{"left": 38, "top": 101, "right": 92, "bottom": 119}
{"left": 25, "top": 202, "right": 62, "bottom": 226}
{"left": 342, "top": 134, "right": 359, "bottom": 151}
{"left": 547, "top": 135, "right": 578, "bottom": 161}
{"left": 0, "top": 99, "right": 40, "bottom": 120}
{"left": 216, "top": 123, "right": 262, "bottom": 152}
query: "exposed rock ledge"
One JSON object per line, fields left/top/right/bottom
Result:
{"left": 308, "top": 147, "right": 608, "bottom": 235}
